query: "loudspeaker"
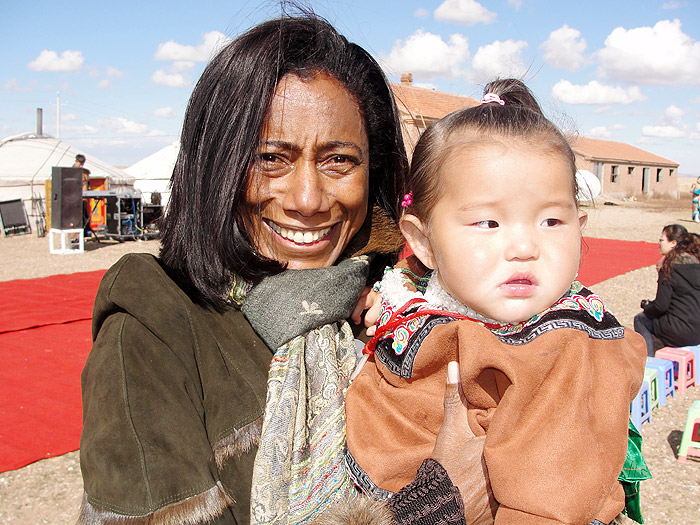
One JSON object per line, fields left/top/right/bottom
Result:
{"left": 0, "top": 198, "right": 31, "bottom": 236}
{"left": 51, "top": 167, "right": 83, "bottom": 229}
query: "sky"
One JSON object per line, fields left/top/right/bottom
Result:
{"left": 2, "top": 0, "right": 699, "bottom": 175}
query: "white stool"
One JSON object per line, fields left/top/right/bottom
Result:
{"left": 49, "top": 228, "right": 84, "bottom": 254}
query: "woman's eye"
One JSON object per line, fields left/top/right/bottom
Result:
{"left": 321, "top": 154, "right": 360, "bottom": 174}
{"left": 475, "top": 220, "right": 498, "bottom": 229}
{"left": 541, "top": 218, "right": 561, "bottom": 227}
{"left": 255, "top": 153, "right": 288, "bottom": 175}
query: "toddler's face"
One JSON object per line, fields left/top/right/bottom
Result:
{"left": 402, "top": 140, "right": 587, "bottom": 324}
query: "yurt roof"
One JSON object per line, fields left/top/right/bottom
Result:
{"left": 0, "top": 133, "right": 135, "bottom": 189}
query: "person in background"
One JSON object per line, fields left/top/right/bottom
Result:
{"left": 691, "top": 176, "right": 700, "bottom": 223}
{"left": 635, "top": 223, "right": 700, "bottom": 356}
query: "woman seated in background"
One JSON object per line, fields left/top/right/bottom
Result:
{"left": 634, "top": 224, "right": 700, "bottom": 356}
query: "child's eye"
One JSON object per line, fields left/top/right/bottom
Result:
{"left": 541, "top": 218, "right": 561, "bottom": 227}
{"left": 474, "top": 220, "right": 499, "bottom": 229}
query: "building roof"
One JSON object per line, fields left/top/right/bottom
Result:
{"left": 391, "top": 79, "right": 479, "bottom": 122}
{"left": 571, "top": 136, "right": 678, "bottom": 167}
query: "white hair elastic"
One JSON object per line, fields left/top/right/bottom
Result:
{"left": 481, "top": 93, "right": 505, "bottom": 105}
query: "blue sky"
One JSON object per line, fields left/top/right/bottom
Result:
{"left": 2, "top": 0, "right": 699, "bottom": 174}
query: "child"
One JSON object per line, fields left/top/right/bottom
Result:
{"left": 691, "top": 176, "right": 700, "bottom": 222}
{"left": 345, "top": 79, "right": 648, "bottom": 524}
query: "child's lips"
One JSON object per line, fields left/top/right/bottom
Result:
{"left": 500, "top": 275, "right": 538, "bottom": 296}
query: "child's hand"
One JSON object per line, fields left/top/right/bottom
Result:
{"left": 351, "top": 287, "right": 383, "bottom": 336}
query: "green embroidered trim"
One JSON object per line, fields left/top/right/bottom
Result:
{"left": 227, "top": 274, "right": 252, "bottom": 307}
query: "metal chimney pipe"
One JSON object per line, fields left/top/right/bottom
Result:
{"left": 36, "top": 108, "right": 43, "bottom": 136}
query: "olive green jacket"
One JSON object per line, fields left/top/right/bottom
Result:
{"left": 80, "top": 253, "right": 272, "bottom": 524}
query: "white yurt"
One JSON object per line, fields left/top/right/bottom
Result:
{"left": 0, "top": 132, "right": 135, "bottom": 211}
{"left": 125, "top": 141, "right": 178, "bottom": 207}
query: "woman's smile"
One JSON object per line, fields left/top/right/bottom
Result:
{"left": 265, "top": 219, "right": 333, "bottom": 245}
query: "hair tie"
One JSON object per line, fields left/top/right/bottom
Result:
{"left": 481, "top": 93, "right": 505, "bottom": 105}
{"left": 401, "top": 191, "right": 413, "bottom": 208}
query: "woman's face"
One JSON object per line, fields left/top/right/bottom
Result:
{"left": 659, "top": 232, "right": 677, "bottom": 255}
{"left": 243, "top": 72, "right": 370, "bottom": 269}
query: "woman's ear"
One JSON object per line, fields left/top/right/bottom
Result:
{"left": 400, "top": 214, "right": 437, "bottom": 270}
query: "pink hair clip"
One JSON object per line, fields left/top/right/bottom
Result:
{"left": 401, "top": 191, "right": 413, "bottom": 208}
{"left": 481, "top": 93, "right": 505, "bottom": 105}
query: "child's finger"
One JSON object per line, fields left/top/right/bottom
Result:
{"left": 351, "top": 287, "right": 372, "bottom": 324}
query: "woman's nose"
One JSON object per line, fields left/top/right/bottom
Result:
{"left": 282, "top": 161, "right": 329, "bottom": 216}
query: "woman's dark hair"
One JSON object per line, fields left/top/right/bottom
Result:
{"left": 660, "top": 224, "right": 700, "bottom": 278}
{"left": 403, "top": 78, "right": 577, "bottom": 221}
{"left": 159, "top": 15, "right": 407, "bottom": 308}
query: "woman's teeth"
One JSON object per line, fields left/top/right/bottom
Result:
{"left": 268, "top": 222, "right": 331, "bottom": 244}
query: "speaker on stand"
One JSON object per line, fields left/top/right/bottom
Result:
{"left": 51, "top": 167, "right": 83, "bottom": 229}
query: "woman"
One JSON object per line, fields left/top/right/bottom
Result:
{"left": 79, "top": 15, "right": 491, "bottom": 525}
{"left": 634, "top": 224, "right": 700, "bottom": 356}
{"left": 692, "top": 176, "right": 700, "bottom": 223}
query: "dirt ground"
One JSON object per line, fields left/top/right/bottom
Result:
{"left": 0, "top": 197, "right": 699, "bottom": 524}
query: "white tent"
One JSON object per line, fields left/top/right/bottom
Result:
{"left": 125, "top": 141, "right": 178, "bottom": 206}
{"left": 575, "top": 169, "right": 602, "bottom": 202}
{"left": 0, "top": 132, "right": 135, "bottom": 208}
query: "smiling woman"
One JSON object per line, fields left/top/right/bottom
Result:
{"left": 243, "top": 73, "right": 370, "bottom": 270}
{"left": 77, "top": 13, "right": 489, "bottom": 525}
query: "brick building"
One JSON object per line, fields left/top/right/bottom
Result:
{"left": 571, "top": 136, "right": 679, "bottom": 198}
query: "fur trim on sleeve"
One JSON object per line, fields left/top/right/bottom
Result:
{"left": 212, "top": 415, "right": 263, "bottom": 469}
{"left": 309, "top": 497, "right": 394, "bottom": 525}
{"left": 77, "top": 482, "right": 234, "bottom": 525}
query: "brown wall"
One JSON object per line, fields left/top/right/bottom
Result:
{"left": 576, "top": 156, "right": 678, "bottom": 197}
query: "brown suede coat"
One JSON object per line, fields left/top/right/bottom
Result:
{"left": 346, "top": 315, "right": 646, "bottom": 524}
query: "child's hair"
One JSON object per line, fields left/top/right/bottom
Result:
{"left": 402, "top": 78, "right": 578, "bottom": 221}
{"left": 660, "top": 224, "right": 700, "bottom": 278}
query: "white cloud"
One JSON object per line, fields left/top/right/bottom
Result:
{"left": 152, "top": 69, "right": 189, "bottom": 88}
{"left": 383, "top": 30, "right": 470, "bottom": 79}
{"left": 98, "top": 80, "right": 111, "bottom": 89}
{"left": 434, "top": 0, "right": 496, "bottom": 26}
{"left": 154, "top": 107, "right": 177, "bottom": 119}
{"left": 587, "top": 124, "right": 624, "bottom": 138}
{"left": 597, "top": 19, "right": 700, "bottom": 86}
{"left": 551, "top": 80, "right": 646, "bottom": 105}
{"left": 154, "top": 31, "right": 231, "bottom": 62}
{"left": 414, "top": 82, "right": 438, "bottom": 90}
{"left": 414, "top": 8, "right": 429, "bottom": 18}
{"left": 662, "top": 104, "right": 685, "bottom": 125}
{"left": 508, "top": 0, "right": 522, "bottom": 8}
{"left": 106, "top": 67, "right": 123, "bottom": 79}
{"left": 147, "top": 129, "right": 167, "bottom": 137}
{"left": 99, "top": 117, "right": 148, "bottom": 134}
{"left": 471, "top": 40, "right": 527, "bottom": 83}
{"left": 541, "top": 25, "right": 588, "bottom": 71}
{"left": 3, "top": 78, "right": 31, "bottom": 93}
{"left": 62, "top": 113, "right": 78, "bottom": 122}
{"left": 28, "top": 50, "right": 84, "bottom": 72}
{"left": 662, "top": 1, "right": 682, "bottom": 8}
{"left": 65, "top": 124, "right": 99, "bottom": 135}
{"left": 642, "top": 125, "right": 685, "bottom": 138}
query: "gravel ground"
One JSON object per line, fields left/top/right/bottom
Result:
{"left": 0, "top": 197, "right": 699, "bottom": 524}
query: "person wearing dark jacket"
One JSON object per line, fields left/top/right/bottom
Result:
{"left": 634, "top": 224, "right": 700, "bottom": 356}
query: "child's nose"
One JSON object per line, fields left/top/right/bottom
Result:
{"left": 505, "top": 229, "right": 539, "bottom": 261}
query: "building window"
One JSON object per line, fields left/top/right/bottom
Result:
{"left": 670, "top": 169, "right": 675, "bottom": 177}
{"left": 611, "top": 165, "right": 619, "bottom": 183}
{"left": 656, "top": 168, "right": 662, "bottom": 182}
{"left": 628, "top": 166, "right": 635, "bottom": 175}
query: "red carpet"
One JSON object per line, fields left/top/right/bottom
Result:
{"left": 0, "top": 270, "right": 105, "bottom": 334}
{"left": 0, "top": 239, "right": 659, "bottom": 473}
{"left": 579, "top": 237, "right": 661, "bottom": 286}
{"left": 0, "top": 270, "right": 105, "bottom": 473}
